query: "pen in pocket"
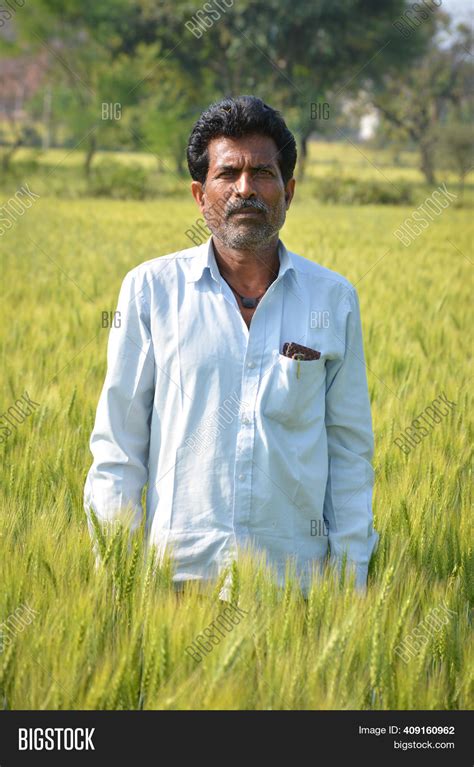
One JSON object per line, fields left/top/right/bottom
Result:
{"left": 295, "top": 353, "right": 304, "bottom": 379}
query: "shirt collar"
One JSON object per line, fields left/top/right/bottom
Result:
{"left": 186, "top": 236, "right": 296, "bottom": 285}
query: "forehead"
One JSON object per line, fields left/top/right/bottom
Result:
{"left": 207, "top": 134, "right": 279, "bottom": 168}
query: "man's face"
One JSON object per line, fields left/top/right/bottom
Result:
{"left": 191, "top": 134, "right": 295, "bottom": 250}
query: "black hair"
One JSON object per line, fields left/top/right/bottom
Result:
{"left": 186, "top": 95, "right": 297, "bottom": 185}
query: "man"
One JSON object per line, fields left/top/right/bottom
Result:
{"left": 84, "top": 95, "right": 379, "bottom": 596}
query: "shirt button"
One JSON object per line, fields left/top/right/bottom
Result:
{"left": 246, "top": 361, "right": 255, "bottom": 369}
{"left": 238, "top": 474, "right": 245, "bottom": 481}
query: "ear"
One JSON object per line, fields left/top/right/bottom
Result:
{"left": 284, "top": 178, "right": 296, "bottom": 209}
{"left": 191, "top": 181, "right": 205, "bottom": 211}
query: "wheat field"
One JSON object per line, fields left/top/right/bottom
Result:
{"left": 0, "top": 146, "right": 472, "bottom": 710}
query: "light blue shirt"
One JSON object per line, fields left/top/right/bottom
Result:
{"left": 84, "top": 237, "right": 379, "bottom": 594}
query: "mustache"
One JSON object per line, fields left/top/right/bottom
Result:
{"left": 226, "top": 199, "right": 268, "bottom": 217}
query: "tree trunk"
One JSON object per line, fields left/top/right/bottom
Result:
{"left": 175, "top": 152, "right": 185, "bottom": 177}
{"left": 1, "top": 136, "right": 23, "bottom": 172}
{"left": 297, "top": 133, "right": 309, "bottom": 182}
{"left": 84, "top": 133, "right": 97, "bottom": 177}
{"left": 420, "top": 141, "right": 436, "bottom": 185}
{"left": 42, "top": 85, "right": 53, "bottom": 151}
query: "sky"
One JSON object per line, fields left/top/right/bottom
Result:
{"left": 441, "top": 0, "right": 473, "bottom": 24}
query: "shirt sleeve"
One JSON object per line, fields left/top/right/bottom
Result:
{"left": 84, "top": 268, "right": 155, "bottom": 544}
{"left": 323, "top": 285, "right": 379, "bottom": 593}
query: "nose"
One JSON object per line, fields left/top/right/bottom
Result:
{"left": 233, "top": 171, "right": 255, "bottom": 199}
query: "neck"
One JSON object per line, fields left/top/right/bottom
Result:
{"left": 211, "top": 236, "right": 280, "bottom": 290}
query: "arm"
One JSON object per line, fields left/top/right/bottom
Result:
{"left": 84, "top": 268, "right": 155, "bottom": 550}
{"left": 323, "top": 285, "right": 379, "bottom": 592}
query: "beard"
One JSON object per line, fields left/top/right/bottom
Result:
{"left": 205, "top": 197, "right": 287, "bottom": 250}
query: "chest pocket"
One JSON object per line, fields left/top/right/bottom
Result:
{"left": 261, "top": 349, "right": 326, "bottom": 429}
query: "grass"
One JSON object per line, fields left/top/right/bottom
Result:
{"left": 0, "top": 144, "right": 472, "bottom": 709}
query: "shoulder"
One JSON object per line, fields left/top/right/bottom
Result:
{"left": 118, "top": 244, "right": 203, "bottom": 303}
{"left": 125, "top": 244, "right": 200, "bottom": 282}
{"left": 288, "top": 250, "right": 355, "bottom": 293}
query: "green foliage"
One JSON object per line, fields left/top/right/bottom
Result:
{"left": 88, "top": 159, "right": 153, "bottom": 199}
{"left": 437, "top": 123, "right": 474, "bottom": 189}
{"left": 372, "top": 17, "right": 473, "bottom": 185}
{"left": 314, "top": 176, "right": 413, "bottom": 205}
{"left": 6, "top": 0, "right": 430, "bottom": 180}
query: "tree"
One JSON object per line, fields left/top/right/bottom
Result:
{"left": 246, "top": 0, "right": 430, "bottom": 179}
{"left": 121, "top": 0, "right": 428, "bottom": 179}
{"left": 139, "top": 63, "right": 205, "bottom": 177}
{"left": 4, "top": 0, "right": 442, "bottom": 181}
{"left": 0, "top": 52, "right": 49, "bottom": 171}
{"left": 11, "top": 0, "right": 152, "bottom": 173}
{"left": 437, "top": 123, "right": 474, "bottom": 199}
{"left": 370, "top": 17, "right": 473, "bottom": 185}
